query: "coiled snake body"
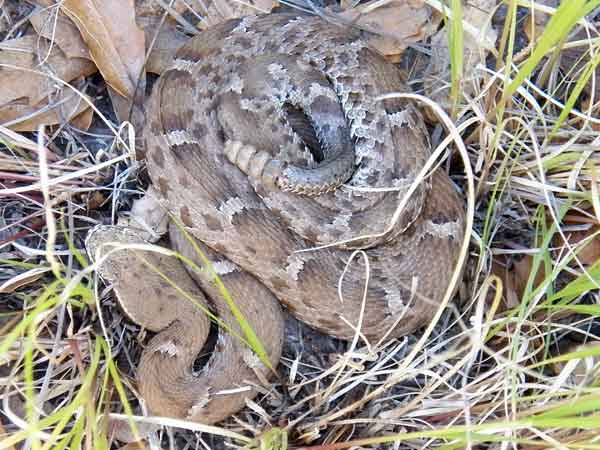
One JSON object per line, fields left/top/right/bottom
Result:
{"left": 87, "top": 13, "right": 465, "bottom": 424}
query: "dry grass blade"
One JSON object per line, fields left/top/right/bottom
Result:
{"left": 1, "top": 1, "right": 600, "bottom": 449}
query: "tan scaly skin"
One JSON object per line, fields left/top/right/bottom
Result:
{"left": 87, "top": 12, "right": 466, "bottom": 424}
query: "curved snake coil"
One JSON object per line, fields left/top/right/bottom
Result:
{"left": 87, "top": 12, "right": 466, "bottom": 424}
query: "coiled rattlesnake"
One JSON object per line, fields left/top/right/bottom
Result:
{"left": 87, "top": 12, "right": 466, "bottom": 424}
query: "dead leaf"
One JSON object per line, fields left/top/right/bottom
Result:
{"left": 0, "top": 267, "right": 52, "bottom": 293}
{"left": 0, "top": 35, "right": 38, "bottom": 68}
{"left": 491, "top": 254, "right": 546, "bottom": 309}
{"left": 424, "top": 0, "right": 498, "bottom": 113}
{"left": 0, "top": 35, "right": 96, "bottom": 109}
{"left": 29, "top": 5, "right": 90, "bottom": 60}
{"left": 337, "top": 0, "right": 438, "bottom": 61}
{"left": 138, "top": 16, "right": 187, "bottom": 75}
{"left": 199, "top": 0, "right": 275, "bottom": 29}
{"left": 70, "top": 103, "right": 94, "bottom": 130}
{"left": 554, "top": 225, "right": 600, "bottom": 266}
{"left": 135, "top": 0, "right": 190, "bottom": 18}
{"left": 60, "top": 0, "right": 146, "bottom": 125}
{"left": 61, "top": 0, "right": 145, "bottom": 100}
{"left": 0, "top": 80, "right": 92, "bottom": 132}
{"left": 512, "top": 254, "right": 546, "bottom": 298}
{"left": 0, "top": 97, "right": 90, "bottom": 132}
{"left": 86, "top": 191, "right": 107, "bottom": 210}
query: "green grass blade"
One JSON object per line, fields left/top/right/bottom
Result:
{"left": 101, "top": 338, "right": 141, "bottom": 443}
{"left": 507, "top": 0, "right": 592, "bottom": 96}
{"left": 136, "top": 253, "right": 249, "bottom": 345}
{"left": 68, "top": 416, "right": 85, "bottom": 450}
{"left": 0, "top": 337, "right": 103, "bottom": 450}
{"left": 172, "top": 216, "right": 275, "bottom": 372}
{"left": 0, "top": 258, "right": 42, "bottom": 269}
{"left": 530, "top": 347, "right": 600, "bottom": 371}
{"left": 542, "top": 304, "right": 600, "bottom": 315}
{"left": 552, "top": 46, "right": 600, "bottom": 135}
{"left": 0, "top": 284, "right": 60, "bottom": 358}
{"left": 448, "top": 0, "right": 463, "bottom": 115}
{"left": 548, "top": 258, "right": 600, "bottom": 302}
{"left": 39, "top": 337, "right": 103, "bottom": 450}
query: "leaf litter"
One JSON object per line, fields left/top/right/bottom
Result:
{"left": 1, "top": 0, "right": 600, "bottom": 449}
